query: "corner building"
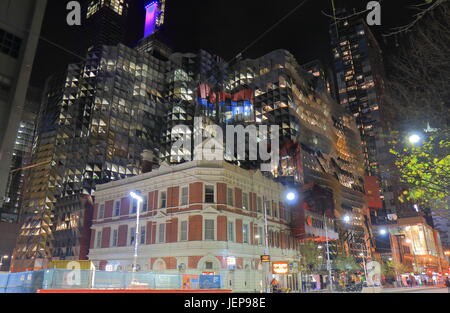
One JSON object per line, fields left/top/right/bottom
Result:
{"left": 88, "top": 160, "right": 301, "bottom": 292}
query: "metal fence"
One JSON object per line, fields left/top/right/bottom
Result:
{"left": 0, "top": 269, "right": 223, "bottom": 293}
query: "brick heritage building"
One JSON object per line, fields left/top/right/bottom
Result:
{"left": 88, "top": 160, "right": 302, "bottom": 292}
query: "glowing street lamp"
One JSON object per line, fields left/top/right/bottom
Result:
{"left": 129, "top": 191, "right": 143, "bottom": 282}
{"left": 379, "top": 228, "right": 387, "bottom": 236}
{"left": 285, "top": 190, "right": 298, "bottom": 203}
{"left": 408, "top": 134, "right": 421, "bottom": 145}
{"left": 343, "top": 215, "right": 351, "bottom": 224}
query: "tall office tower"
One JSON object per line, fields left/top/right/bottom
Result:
{"left": 330, "top": 9, "right": 400, "bottom": 223}
{"left": 12, "top": 44, "right": 169, "bottom": 271}
{"left": 1, "top": 86, "right": 42, "bottom": 224}
{"left": 84, "top": 0, "right": 129, "bottom": 52}
{"left": 0, "top": 0, "right": 47, "bottom": 212}
{"left": 302, "top": 60, "right": 336, "bottom": 100}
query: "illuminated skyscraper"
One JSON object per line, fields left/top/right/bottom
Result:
{"left": 84, "top": 0, "right": 129, "bottom": 51}
{"left": 330, "top": 9, "right": 401, "bottom": 223}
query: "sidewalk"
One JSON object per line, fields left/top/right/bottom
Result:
{"left": 382, "top": 285, "right": 445, "bottom": 293}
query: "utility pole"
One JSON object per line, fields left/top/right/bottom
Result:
{"left": 263, "top": 196, "right": 271, "bottom": 293}
{"left": 323, "top": 213, "right": 333, "bottom": 292}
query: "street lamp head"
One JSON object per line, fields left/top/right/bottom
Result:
{"left": 379, "top": 228, "right": 387, "bottom": 235}
{"left": 2, "top": 255, "right": 8, "bottom": 259}
{"left": 343, "top": 214, "right": 351, "bottom": 224}
{"left": 285, "top": 190, "right": 298, "bottom": 203}
{"left": 408, "top": 133, "right": 421, "bottom": 145}
{"left": 130, "top": 191, "right": 143, "bottom": 202}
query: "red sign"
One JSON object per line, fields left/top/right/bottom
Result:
{"left": 272, "top": 262, "right": 289, "bottom": 274}
{"left": 202, "top": 272, "right": 215, "bottom": 276}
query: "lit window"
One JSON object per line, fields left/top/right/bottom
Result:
{"left": 98, "top": 204, "right": 105, "bottom": 219}
{"left": 180, "top": 221, "right": 188, "bottom": 241}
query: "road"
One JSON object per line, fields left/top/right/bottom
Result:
{"left": 383, "top": 286, "right": 449, "bottom": 293}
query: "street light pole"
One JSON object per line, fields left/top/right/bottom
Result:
{"left": 323, "top": 213, "right": 333, "bottom": 292}
{"left": 0, "top": 255, "right": 9, "bottom": 271}
{"left": 263, "top": 196, "right": 271, "bottom": 293}
{"left": 130, "top": 192, "right": 143, "bottom": 285}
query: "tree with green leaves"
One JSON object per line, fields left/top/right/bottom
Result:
{"left": 298, "top": 241, "right": 323, "bottom": 274}
{"left": 389, "top": 129, "right": 450, "bottom": 212}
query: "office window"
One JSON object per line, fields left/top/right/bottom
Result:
{"left": 140, "top": 226, "right": 146, "bottom": 244}
{"left": 112, "top": 229, "right": 118, "bottom": 247}
{"left": 96, "top": 231, "right": 102, "bottom": 248}
{"left": 98, "top": 204, "right": 105, "bottom": 219}
{"left": 114, "top": 201, "right": 121, "bottom": 216}
{"left": 205, "top": 185, "right": 214, "bottom": 203}
{"left": 180, "top": 220, "right": 188, "bottom": 241}
{"left": 266, "top": 201, "right": 272, "bottom": 216}
{"left": 227, "top": 188, "right": 234, "bottom": 206}
{"left": 0, "top": 28, "right": 22, "bottom": 58}
{"left": 257, "top": 197, "right": 262, "bottom": 213}
{"left": 204, "top": 219, "right": 215, "bottom": 240}
{"left": 243, "top": 193, "right": 249, "bottom": 210}
{"left": 181, "top": 187, "right": 189, "bottom": 206}
{"left": 130, "top": 227, "right": 136, "bottom": 245}
{"left": 243, "top": 224, "right": 249, "bottom": 244}
{"left": 160, "top": 191, "right": 167, "bottom": 208}
{"left": 228, "top": 221, "right": 234, "bottom": 242}
{"left": 158, "top": 223, "right": 165, "bottom": 243}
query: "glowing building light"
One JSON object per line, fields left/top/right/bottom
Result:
{"left": 144, "top": 1, "right": 159, "bottom": 38}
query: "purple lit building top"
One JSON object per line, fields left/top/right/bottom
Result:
{"left": 144, "top": 1, "right": 159, "bottom": 38}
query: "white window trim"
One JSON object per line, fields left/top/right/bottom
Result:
{"left": 159, "top": 190, "right": 167, "bottom": 209}
{"left": 204, "top": 184, "right": 215, "bottom": 204}
{"left": 158, "top": 223, "right": 166, "bottom": 243}
{"left": 96, "top": 230, "right": 102, "bottom": 248}
{"left": 242, "top": 222, "right": 250, "bottom": 244}
{"left": 227, "top": 219, "right": 235, "bottom": 242}
{"left": 98, "top": 203, "right": 105, "bottom": 220}
{"left": 227, "top": 188, "right": 234, "bottom": 207}
{"left": 179, "top": 219, "right": 189, "bottom": 242}
{"left": 114, "top": 200, "right": 121, "bottom": 217}
{"left": 203, "top": 217, "right": 216, "bottom": 241}
{"left": 180, "top": 186, "right": 189, "bottom": 206}
{"left": 111, "top": 228, "right": 118, "bottom": 247}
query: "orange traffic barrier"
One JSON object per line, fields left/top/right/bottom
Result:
{"left": 37, "top": 289, "right": 232, "bottom": 293}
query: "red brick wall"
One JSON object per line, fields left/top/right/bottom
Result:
{"left": 237, "top": 257, "right": 243, "bottom": 269}
{"left": 235, "top": 188, "right": 242, "bottom": 209}
{"left": 189, "top": 182, "right": 203, "bottom": 204}
{"left": 118, "top": 225, "right": 128, "bottom": 247}
{"left": 90, "top": 229, "right": 96, "bottom": 249}
{"left": 120, "top": 197, "right": 130, "bottom": 216}
{"left": 250, "top": 192, "right": 256, "bottom": 212}
{"left": 148, "top": 191, "right": 154, "bottom": 210}
{"left": 163, "top": 257, "right": 177, "bottom": 270}
{"left": 99, "top": 260, "right": 107, "bottom": 271}
{"left": 168, "top": 186, "right": 179, "bottom": 207}
{"left": 189, "top": 215, "right": 202, "bottom": 241}
{"left": 217, "top": 216, "right": 227, "bottom": 241}
{"left": 146, "top": 221, "right": 156, "bottom": 244}
{"left": 215, "top": 256, "right": 227, "bottom": 269}
{"left": 101, "top": 227, "right": 111, "bottom": 248}
{"left": 217, "top": 183, "right": 227, "bottom": 205}
{"left": 104, "top": 200, "right": 113, "bottom": 218}
{"left": 236, "top": 219, "right": 243, "bottom": 243}
{"left": 166, "top": 218, "right": 178, "bottom": 243}
{"left": 153, "top": 190, "right": 159, "bottom": 210}
{"left": 188, "top": 256, "right": 202, "bottom": 269}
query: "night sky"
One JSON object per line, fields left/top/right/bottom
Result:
{"left": 30, "top": 0, "right": 424, "bottom": 88}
